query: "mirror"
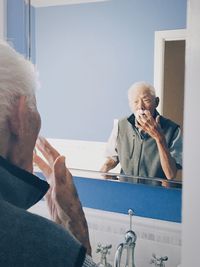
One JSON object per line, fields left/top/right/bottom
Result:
{"left": 30, "top": 0, "right": 186, "bottom": 186}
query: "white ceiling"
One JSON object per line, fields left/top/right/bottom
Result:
{"left": 31, "top": 0, "right": 110, "bottom": 8}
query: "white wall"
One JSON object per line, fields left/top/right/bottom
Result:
{"left": 182, "top": 0, "right": 200, "bottom": 266}
{"left": 35, "top": 138, "right": 121, "bottom": 173}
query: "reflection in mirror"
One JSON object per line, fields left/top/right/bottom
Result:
{"left": 99, "top": 81, "right": 183, "bottom": 182}
{"left": 30, "top": 0, "right": 187, "bottom": 186}
{"left": 69, "top": 168, "right": 182, "bottom": 189}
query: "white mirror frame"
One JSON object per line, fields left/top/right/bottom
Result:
{"left": 0, "top": 0, "right": 6, "bottom": 40}
{"left": 154, "top": 29, "right": 186, "bottom": 114}
{"left": 31, "top": 0, "right": 109, "bottom": 8}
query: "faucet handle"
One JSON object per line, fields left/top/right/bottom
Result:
{"left": 96, "top": 243, "right": 112, "bottom": 267}
{"left": 150, "top": 253, "right": 168, "bottom": 267}
{"left": 96, "top": 243, "right": 112, "bottom": 255}
{"left": 128, "top": 209, "right": 134, "bottom": 230}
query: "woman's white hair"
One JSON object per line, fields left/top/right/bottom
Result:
{"left": 0, "top": 41, "right": 38, "bottom": 135}
{"left": 128, "top": 81, "right": 156, "bottom": 111}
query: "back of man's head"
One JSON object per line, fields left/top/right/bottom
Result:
{"left": 0, "top": 41, "right": 37, "bottom": 136}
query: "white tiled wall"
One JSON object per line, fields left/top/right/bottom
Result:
{"left": 29, "top": 201, "right": 181, "bottom": 267}
{"left": 86, "top": 208, "right": 181, "bottom": 267}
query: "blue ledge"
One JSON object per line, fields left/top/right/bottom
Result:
{"left": 36, "top": 173, "right": 182, "bottom": 223}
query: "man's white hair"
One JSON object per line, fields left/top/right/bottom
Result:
{"left": 0, "top": 41, "right": 38, "bottom": 135}
{"left": 128, "top": 81, "right": 156, "bottom": 111}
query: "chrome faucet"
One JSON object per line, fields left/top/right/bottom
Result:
{"left": 114, "top": 209, "right": 137, "bottom": 267}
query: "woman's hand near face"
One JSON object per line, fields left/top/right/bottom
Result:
{"left": 33, "top": 136, "right": 91, "bottom": 255}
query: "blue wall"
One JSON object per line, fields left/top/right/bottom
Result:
{"left": 73, "top": 176, "right": 182, "bottom": 222}
{"left": 6, "top": 0, "right": 187, "bottom": 141}
{"left": 37, "top": 172, "right": 181, "bottom": 223}
{"left": 34, "top": 0, "right": 187, "bottom": 141}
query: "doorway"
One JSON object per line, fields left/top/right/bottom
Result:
{"left": 154, "top": 29, "right": 186, "bottom": 180}
{"left": 163, "top": 40, "right": 185, "bottom": 131}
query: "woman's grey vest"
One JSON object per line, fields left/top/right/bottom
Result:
{"left": 116, "top": 114, "right": 179, "bottom": 179}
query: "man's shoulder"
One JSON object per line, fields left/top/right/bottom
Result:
{"left": 118, "top": 116, "right": 128, "bottom": 122}
{"left": 0, "top": 199, "right": 86, "bottom": 267}
{"left": 117, "top": 115, "right": 136, "bottom": 137}
{"left": 160, "top": 115, "right": 180, "bottom": 129}
{"left": 118, "top": 114, "right": 134, "bottom": 124}
{"left": 0, "top": 199, "right": 72, "bottom": 242}
{"left": 118, "top": 116, "right": 131, "bottom": 128}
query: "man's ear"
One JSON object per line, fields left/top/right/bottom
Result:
{"left": 155, "top": 97, "right": 159, "bottom": 108}
{"left": 8, "top": 96, "right": 27, "bottom": 138}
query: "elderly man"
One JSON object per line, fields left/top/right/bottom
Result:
{"left": 0, "top": 41, "right": 97, "bottom": 266}
{"left": 100, "top": 82, "right": 182, "bottom": 180}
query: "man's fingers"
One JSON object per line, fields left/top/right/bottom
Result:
{"left": 33, "top": 153, "right": 52, "bottom": 181}
{"left": 137, "top": 116, "right": 147, "bottom": 128}
{"left": 156, "top": 115, "right": 160, "bottom": 124}
{"left": 54, "top": 156, "right": 68, "bottom": 186}
{"left": 54, "top": 156, "right": 78, "bottom": 197}
{"left": 36, "top": 136, "right": 60, "bottom": 166}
